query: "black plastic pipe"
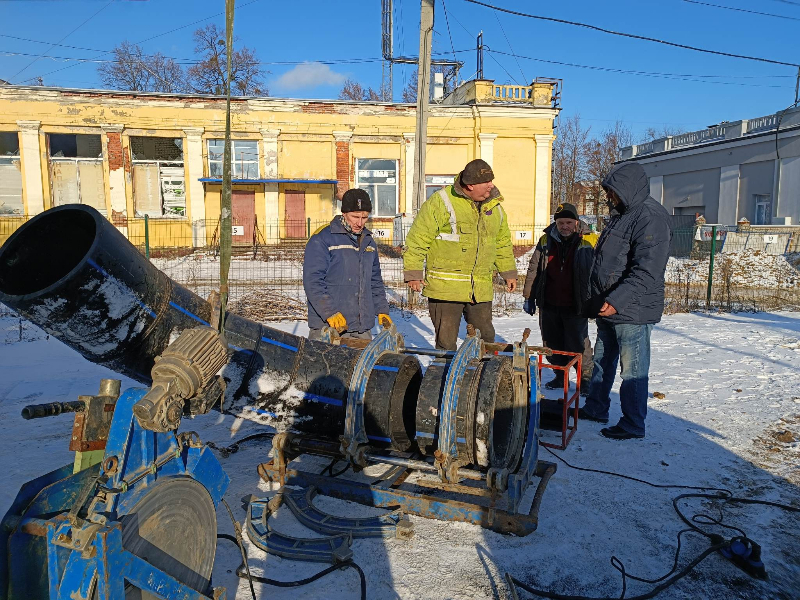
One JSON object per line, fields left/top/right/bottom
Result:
{"left": 0, "top": 205, "right": 420, "bottom": 451}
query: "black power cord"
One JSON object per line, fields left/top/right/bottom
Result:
{"left": 216, "top": 535, "right": 367, "bottom": 599}
{"left": 217, "top": 498, "right": 368, "bottom": 600}
{"left": 506, "top": 446, "right": 800, "bottom": 600}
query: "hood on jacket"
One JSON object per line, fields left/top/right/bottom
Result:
{"left": 601, "top": 162, "right": 650, "bottom": 213}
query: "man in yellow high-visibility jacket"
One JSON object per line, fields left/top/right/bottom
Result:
{"left": 403, "top": 159, "right": 517, "bottom": 350}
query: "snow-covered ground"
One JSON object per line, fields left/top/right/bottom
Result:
{"left": 1, "top": 311, "right": 799, "bottom": 599}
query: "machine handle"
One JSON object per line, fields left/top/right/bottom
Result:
{"left": 21, "top": 401, "right": 84, "bottom": 420}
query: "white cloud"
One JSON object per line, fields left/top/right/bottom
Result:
{"left": 274, "top": 62, "right": 347, "bottom": 91}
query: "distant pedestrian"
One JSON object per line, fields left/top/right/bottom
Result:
{"left": 580, "top": 162, "right": 672, "bottom": 440}
{"left": 403, "top": 159, "right": 517, "bottom": 350}
{"left": 522, "top": 202, "right": 597, "bottom": 393}
{"left": 303, "top": 189, "right": 392, "bottom": 341}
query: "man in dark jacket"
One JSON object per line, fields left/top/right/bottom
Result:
{"left": 579, "top": 162, "right": 672, "bottom": 440}
{"left": 522, "top": 202, "right": 597, "bottom": 392}
{"left": 303, "top": 189, "right": 392, "bottom": 340}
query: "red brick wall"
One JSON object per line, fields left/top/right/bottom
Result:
{"left": 106, "top": 132, "right": 123, "bottom": 171}
{"left": 335, "top": 141, "right": 350, "bottom": 199}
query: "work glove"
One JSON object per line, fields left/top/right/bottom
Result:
{"left": 326, "top": 312, "right": 347, "bottom": 331}
{"left": 378, "top": 313, "right": 393, "bottom": 328}
{"left": 523, "top": 297, "right": 536, "bottom": 316}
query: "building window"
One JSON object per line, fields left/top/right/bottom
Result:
{"left": 754, "top": 194, "right": 772, "bottom": 225}
{"left": 0, "top": 132, "right": 23, "bottom": 216}
{"left": 208, "top": 139, "right": 259, "bottom": 179}
{"left": 131, "top": 137, "right": 186, "bottom": 218}
{"left": 48, "top": 134, "right": 105, "bottom": 215}
{"left": 425, "top": 175, "right": 455, "bottom": 200}
{"left": 356, "top": 159, "right": 398, "bottom": 217}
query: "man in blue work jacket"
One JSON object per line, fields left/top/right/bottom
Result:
{"left": 303, "top": 188, "right": 392, "bottom": 341}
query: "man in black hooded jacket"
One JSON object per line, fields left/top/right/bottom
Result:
{"left": 579, "top": 162, "right": 672, "bottom": 440}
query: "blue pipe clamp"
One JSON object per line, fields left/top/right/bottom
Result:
{"left": 436, "top": 328, "right": 483, "bottom": 482}
{"left": 340, "top": 323, "right": 403, "bottom": 466}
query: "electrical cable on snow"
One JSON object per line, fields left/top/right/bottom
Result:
{"left": 507, "top": 446, "right": 800, "bottom": 599}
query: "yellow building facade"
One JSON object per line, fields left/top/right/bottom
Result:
{"left": 0, "top": 81, "right": 558, "bottom": 247}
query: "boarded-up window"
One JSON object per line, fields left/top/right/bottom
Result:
{"left": 0, "top": 132, "right": 22, "bottom": 215}
{"left": 133, "top": 164, "right": 161, "bottom": 216}
{"left": 0, "top": 159, "right": 23, "bottom": 215}
{"left": 51, "top": 161, "right": 106, "bottom": 215}
{"left": 130, "top": 137, "right": 186, "bottom": 218}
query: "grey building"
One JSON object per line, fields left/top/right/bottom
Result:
{"left": 619, "top": 106, "right": 800, "bottom": 225}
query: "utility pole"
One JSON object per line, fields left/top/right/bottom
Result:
{"left": 477, "top": 31, "right": 484, "bottom": 79}
{"left": 412, "top": 0, "right": 434, "bottom": 213}
{"left": 795, "top": 66, "right": 799, "bottom": 105}
{"left": 381, "top": 0, "right": 394, "bottom": 101}
{"left": 219, "top": 0, "right": 235, "bottom": 335}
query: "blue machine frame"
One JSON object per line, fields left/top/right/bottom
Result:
{"left": 1, "top": 389, "right": 230, "bottom": 600}
{"left": 259, "top": 331, "right": 554, "bottom": 538}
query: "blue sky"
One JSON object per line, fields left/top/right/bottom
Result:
{"left": 1, "top": 0, "right": 799, "bottom": 140}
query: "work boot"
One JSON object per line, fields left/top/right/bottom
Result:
{"left": 578, "top": 407, "right": 608, "bottom": 424}
{"left": 579, "top": 378, "right": 591, "bottom": 397}
{"left": 600, "top": 425, "right": 644, "bottom": 440}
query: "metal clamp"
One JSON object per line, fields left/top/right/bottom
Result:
{"left": 340, "top": 324, "right": 402, "bottom": 466}
{"left": 246, "top": 494, "right": 353, "bottom": 563}
{"left": 436, "top": 327, "right": 483, "bottom": 482}
{"left": 505, "top": 351, "right": 541, "bottom": 514}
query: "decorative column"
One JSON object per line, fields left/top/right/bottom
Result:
{"left": 261, "top": 128, "right": 280, "bottom": 243}
{"left": 16, "top": 120, "right": 45, "bottom": 216}
{"left": 333, "top": 131, "right": 353, "bottom": 203}
{"left": 183, "top": 127, "right": 206, "bottom": 247}
{"left": 102, "top": 124, "right": 126, "bottom": 222}
{"left": 533, "top": 133, "right": 555, "bottom": 240}
{"left": 403, "top": 133, "right": 415, "bottom": 215}
{"left": 478, "top": 133, "right": 498, "bottom": 168}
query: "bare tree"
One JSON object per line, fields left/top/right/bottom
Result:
{"left": 186, "top": 24, "right": 267, "bottom": 96}
{"left": 584, "top": 121, "right": 633, "bottom": 215}
{"left": 639, "top": 125, "right": 685, "bottom": 143}
{"left": 551, "top": 114, "right": 591, "bottom": 214}
{"left": 339, "top": 78, "right": 387, "bottom": 101}
{"left": 98, "top": 41, "right": 186, "bottom": 93}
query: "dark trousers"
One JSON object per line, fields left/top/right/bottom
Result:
{"left": 539, "top": 305, "right": 593, "bottom": 382}
{"left": 583, "top": 320, "right": 653, "bottom": 436}
{"left": 428, "top": 299, "right": 495, "bottom": 351}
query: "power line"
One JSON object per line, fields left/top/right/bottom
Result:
{"left": 492, "top": 8, "right": 526, "bottom": 84}
{"left": 682, "top": 0, "right": 800, "bottom": 21}
{"left": 486, "top": 49, "right": 792, "bottom": 88}
{"left": 9, "top": 0, "right": 115, "bottom": 82}
{"left": 15, "top": 0, "right": 263, "bottom": 84}
{"left": 463, "top": 0, "right": 800, "bottom": 68}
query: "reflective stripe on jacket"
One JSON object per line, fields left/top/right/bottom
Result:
{"left": 303, "top": 216, "right": 390, "bottom": 332}
{"left": 402, "top": 177, "right": 517, "bottom": 303}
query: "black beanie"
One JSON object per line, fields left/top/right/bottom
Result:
{"left": 341, "top": 188, "right": 373, "bottom": 213}
{"left": 460, "top": 159, "right": 494, "bottom": 185}
{"left": 554, "top": 202, "right": 579, "bottom": 221}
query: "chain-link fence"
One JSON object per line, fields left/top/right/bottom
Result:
{"left": 665, "top": 223, "right": 800, "bottom": 313}
{"left": 3, "top": 214, "right": 799, "bottom": 329}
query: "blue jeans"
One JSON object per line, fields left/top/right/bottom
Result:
{"left": 583, "top": 320, "right": 653, "bottom": 436}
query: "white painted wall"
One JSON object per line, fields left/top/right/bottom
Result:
{"left": 649, "top": 175, "right": 663, "bottom": 204}
{"left": 777, "top": 155, "right": 800, "bottom": 225}
{"left": 717, "top": 165, "right": 740, "bottom": 225}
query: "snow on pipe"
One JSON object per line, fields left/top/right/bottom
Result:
{"left": 0, "top": 205, "right": 524, "bottom": 470}
{"left": 0, "top": 205, "right": 420, "bottom": 450}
